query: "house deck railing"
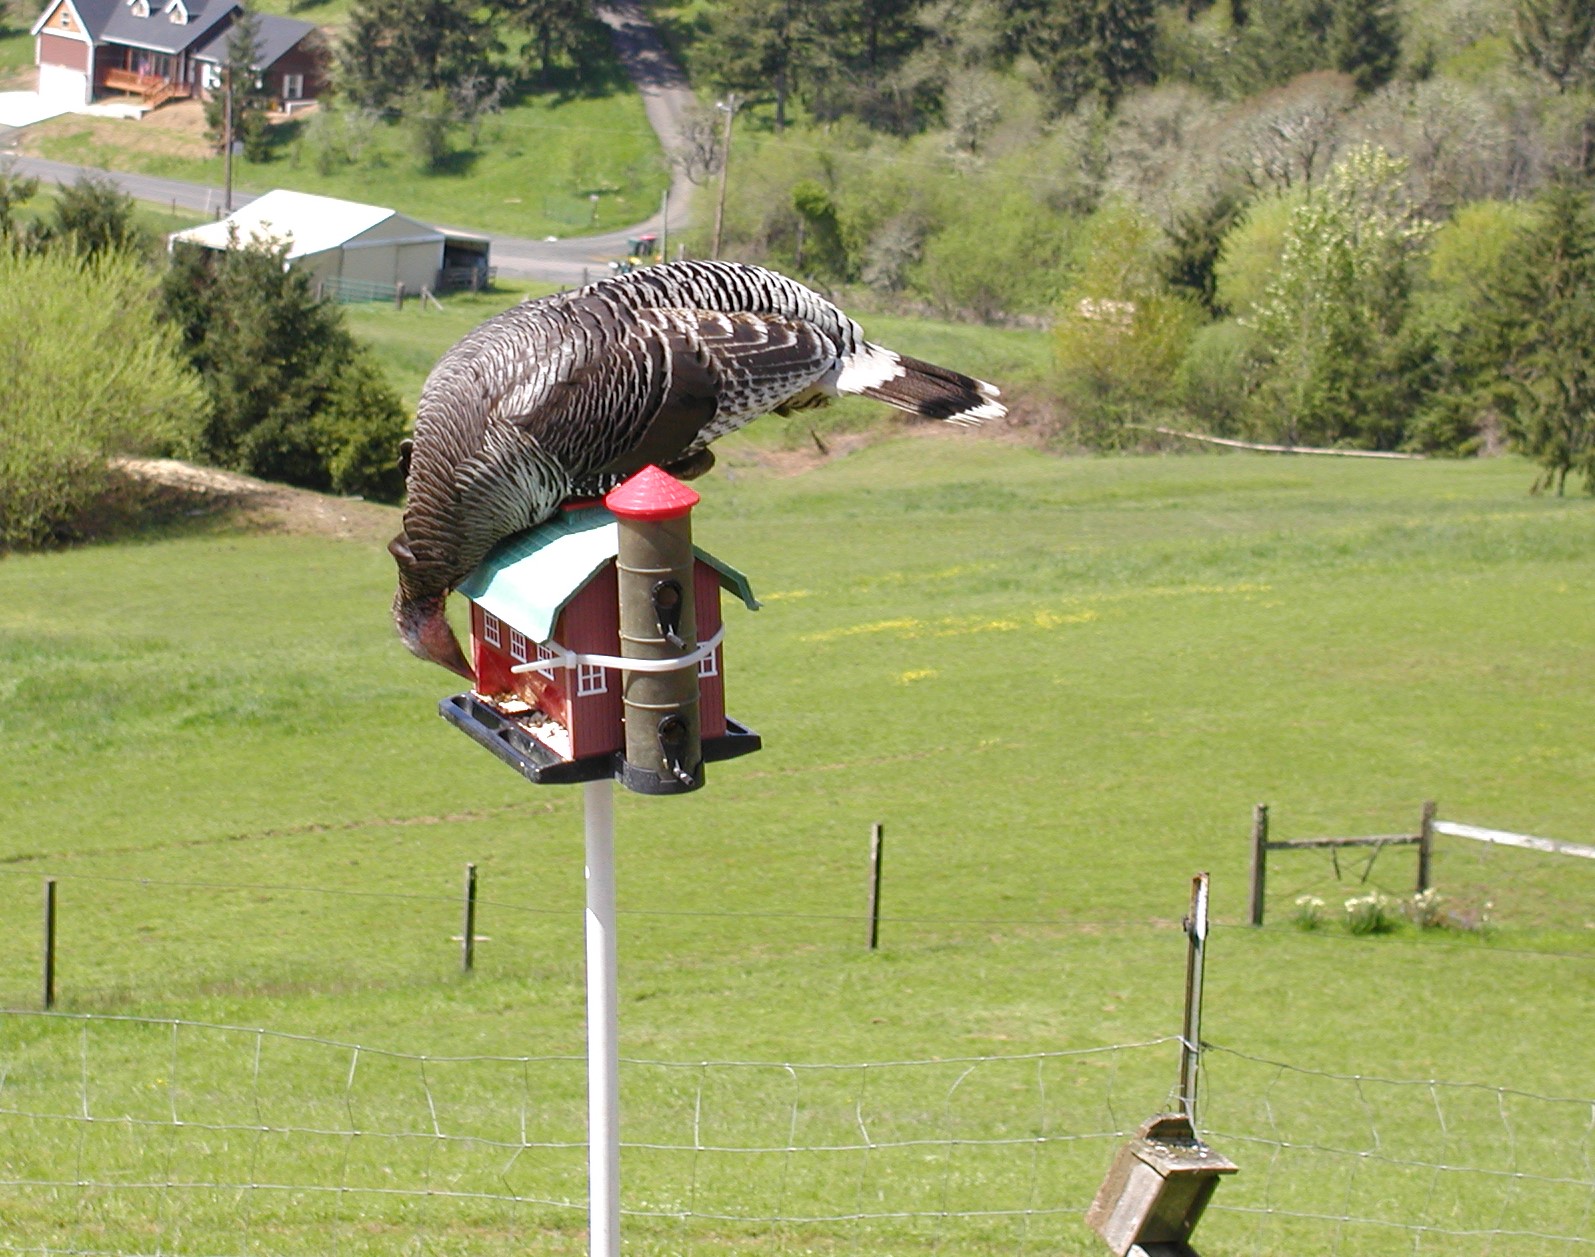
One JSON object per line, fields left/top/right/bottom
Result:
{"left": 102, "top": 68, "right": 190, "bottom": 108}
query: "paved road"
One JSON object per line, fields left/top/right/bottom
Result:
{"left": 0, "top": 0, "right": 697, "bottom": 285}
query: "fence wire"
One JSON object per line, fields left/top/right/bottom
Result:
{"left": 3, "top": 1010, "right": 1592, "bottom": 1256}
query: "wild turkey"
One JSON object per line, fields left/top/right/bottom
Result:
{"left": 390, "top": 260, "right": 1006, "bottom": 677}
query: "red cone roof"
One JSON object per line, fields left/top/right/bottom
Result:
{"left": 604, "top": 465, "right": 701, "bottom": 521}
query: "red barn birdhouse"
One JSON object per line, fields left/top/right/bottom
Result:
{"left": 439, "top": 468, "right": 760, "bottom": 789}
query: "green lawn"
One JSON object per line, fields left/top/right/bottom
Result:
{"left": 24, "top": 86, "right": 671, "bottom": 238}
{"left": 343, "top": 279, "right": 559, "bottom": 406}
{"left": 1, "top": 447, "right": 1592, "bottom": 1254}
{"left": 347, "top": 285, "right": 1054, "bottom": 415}
{"left": 0, "top": 25, "right": 32, "bottom": 80}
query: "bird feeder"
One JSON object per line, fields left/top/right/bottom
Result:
{"left": 1085, "top": 1113, "right": 1238, "bottom": 1257}
{"left": 438, "top": 465, "right": 761, "bottom": 793}
{"left": 432, "top": 466, "right": 764, "bottom": 1257}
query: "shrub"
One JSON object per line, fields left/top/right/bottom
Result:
{"left": 0, "top": 250, "right": 204, "bottom": 548}
{"left": 1054, "top": 202, "right": 1204, "bottom": 445}
{"left": 1175, "top": 319, "right": 1265, "bottom": 435}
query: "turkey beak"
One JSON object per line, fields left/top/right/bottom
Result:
{"left": 394, "top": 590, "right": 474, "bottom": 681}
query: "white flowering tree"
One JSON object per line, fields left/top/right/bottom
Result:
{"left": 1249, "top": 144, "right": 1435, "bottom": 448}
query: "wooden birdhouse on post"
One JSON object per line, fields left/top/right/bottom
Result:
{"left": 1085, "top": 1113, "right": 1238, "bottom": 1257}
{"left": 439, "top": 465, "right": 761, "bottom": 792}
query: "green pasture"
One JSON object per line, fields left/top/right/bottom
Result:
{"left": 24, "top": 85, "right": 670, "bottom": 238}
{"left": 343, "top": 280, "right": 559, "bottom": 406}
{"left": 0, "top": 25, "right": 32, "bottom": 80}
{"left": 1, "top": 447, "right": 1593, "bottom": 1254}
{"left": 347, "top": 286, "right": 1053, "bottom": 415}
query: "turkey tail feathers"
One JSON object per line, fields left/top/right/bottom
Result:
{"left": 836, "top": 344, "right": 1006, "bottom": 426}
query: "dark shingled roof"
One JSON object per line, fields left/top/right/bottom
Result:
{"left": 191, "top": 12, "right": 316, "bottom": 67}
{"left": 86, "top": 0, "right": 238, "bottom": 54}
{"left": 33, "top": 0, "right": 310, "bottom": 63}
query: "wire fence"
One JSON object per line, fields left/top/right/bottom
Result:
{"left": 4, "top": 863, "right": 1594, "bottom": 973}
{"left": 2, "top": 1010, "right": 1591, "bottom": 1256}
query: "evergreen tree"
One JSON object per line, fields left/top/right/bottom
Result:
{"left": 161, "top": 237, "right": 407, "bottom": 499}
{"left": 699, "top": 0, "right": 815, "bottom": 130}
{"left": 1094, "top": 0, "right": 1158, "bottom": 107}
{"left": 205, "top": 11, "right": 272, "bottom": 161}
{"left": 19, "top": 174, "right": 148, "bottom": 260}
{"left": 491, "top": 0, "right": 591, "bottom": 82}
{"left": 338, "top": 0, "right": 498, "bottom": 112}
{"left": 1486, "top": 181, "right": 1595, "bottom": 493}
{"left": 1165, "top": 191, "right": 1246, "bottom": 316}
{"left": 1331, "top": 0, "right": 1401, "bottom": 94}
{"left": 1512, "top": 0, "right": 1595, "bottom": 93}
{"left": 999, "top": 0, "right": 1155, "bottom": 111}
{"left": 0, "top": 160, "right": 38, "bottom": 244}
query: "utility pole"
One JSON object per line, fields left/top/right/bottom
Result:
{"left": 222, "top": 69, "right": 234, "bottom": 214}
{"left": 710, "top": 92, "right": 739, "bottom": 260}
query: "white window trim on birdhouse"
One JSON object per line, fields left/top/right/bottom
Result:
{"left": 482, "top": 612, "right": 501, "bottom": 648}
{"left": 576, "top": 663, "right": 608, "bottom": 696}
{"left": 533, "top": 642, "right": 558, "bottom": 680}
{"left": 697, "top": 648, "right": 719, "bottom": 678}
{"left": 509, "top": 627, "right": 527, "bottom": 663}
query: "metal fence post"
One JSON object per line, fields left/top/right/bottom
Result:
{"left": 42, "top": 878, "right": 57, "bottom": 1011}
{"left": 1179, "top": 872, "right": 1210, "bottom": 1127}
{"left": 866, "top": 822, "right": 884, "bottom": 950}
{"left": 461, "top": 863, "right": 478, "bottom": 973}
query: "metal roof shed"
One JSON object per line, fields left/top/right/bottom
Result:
{"left": 168, "top": 189, "right": 449, "bottom": 296}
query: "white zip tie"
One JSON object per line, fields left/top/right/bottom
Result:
{"left": 510, "top": 624, "right": 726, "bottom": 676}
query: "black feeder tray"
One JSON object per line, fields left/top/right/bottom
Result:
{"left": 440, "top": 692, "right": 762, "bottom": 790}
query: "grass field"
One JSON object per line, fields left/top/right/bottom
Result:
{"left": 19, "top": 87, "right": 670, "bottom": 239}
{"left": 2, "top": 445, "right": 1593, "bottom": 1254}
{"left": 345, "top": 285, "right": 1054, "bottom": 413}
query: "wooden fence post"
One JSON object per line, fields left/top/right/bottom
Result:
{"left": 461, "top": 862, "right": 478, "bottom": 973}
{"left": 42, "top": 878, "right": 57, "bottom": 1010}
{"left": 1417, "top": 801, "right": 1436, "bottom": 894}
{"left": 866, "top": 823, "right": 884, "bottom": 950}
{"left": 1248, "top": 804, "right": 1269, "bottom": 926}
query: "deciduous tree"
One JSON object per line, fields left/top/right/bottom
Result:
{"left": 1249, "top": 144, "right": 1435, "bottom": 447}
{"left": 1512, "top": 0, "right": 1595, "bottom": 92}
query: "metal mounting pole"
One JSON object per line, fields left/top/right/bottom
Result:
{"left": 1179, "top": 872, "right": 1210, "bottom": 1128}
{"left": 583, "top": 778, "right": 621, "bottom": 1257}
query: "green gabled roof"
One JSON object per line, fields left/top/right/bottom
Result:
{"left": 455, "top": 506, "right": 759, "bottom": 644}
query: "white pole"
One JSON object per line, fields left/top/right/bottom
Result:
{"left": 583, "top": 777, "right": 621, "bottom": 1257}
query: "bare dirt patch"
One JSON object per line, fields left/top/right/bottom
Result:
{"left": 22, "top": 111, "right": 208, "bottom": 161}
{"left": 140, "top": 98, "right": 208, "bottom": 139}
{"left": 111, "top": 457, "right": 399, "bottom": 543}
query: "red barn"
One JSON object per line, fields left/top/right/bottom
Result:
{"left": 444, "top": 502, "right": 759, "bottom": 781}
